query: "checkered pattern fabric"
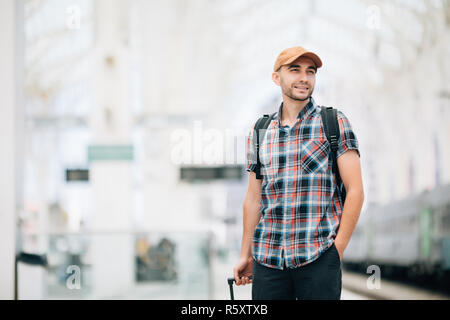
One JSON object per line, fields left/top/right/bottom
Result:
{"left": 246, "top": 97, "right": 360, "bottom": 270}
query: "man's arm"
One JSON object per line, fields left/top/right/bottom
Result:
{"left": 233, "top": 171, "right": 262, "bottom": 285}
{"left": 334, "top": 149, "right": 365, "bottom": 260}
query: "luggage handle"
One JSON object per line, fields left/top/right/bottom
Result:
{"left": 227, "top": 276, "right": 253, "bottom": 300}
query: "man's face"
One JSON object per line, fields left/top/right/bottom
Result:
{"left": 272, "top": 56, "right": 316, "bottom": 101}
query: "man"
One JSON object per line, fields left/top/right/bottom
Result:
{"left": 233, "top": 46, "right": 364, "bottom": 300}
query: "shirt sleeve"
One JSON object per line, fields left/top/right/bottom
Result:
{"left": 246, "top": 122, "right": 258, "bottom": 173}
{"left": 336, "top": 110, "right": 360, "bottom": 158}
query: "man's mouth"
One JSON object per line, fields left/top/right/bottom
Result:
{"left": 294, "top": 85, "right": 308, "bottom": 91}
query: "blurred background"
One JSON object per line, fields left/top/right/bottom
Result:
{"left": 0, "top": 0, "right": 449, "bottom": 300}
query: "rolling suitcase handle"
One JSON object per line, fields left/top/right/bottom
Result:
{"left": 227, "top": 276, "right": 252, "bottom": 300}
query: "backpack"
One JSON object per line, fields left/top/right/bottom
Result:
{"left": 252, "top": 106, "right": 346, "bottom": 203}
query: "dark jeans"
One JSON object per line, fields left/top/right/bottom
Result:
{"left": 252, "top": 243, "right": 342, "bottom": 300}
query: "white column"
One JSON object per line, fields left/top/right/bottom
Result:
{"left": 89, "top": 0, "right": 134, "bottom": 298}
{"left": 0, "top": 0, "right": 24, "bottom": 300}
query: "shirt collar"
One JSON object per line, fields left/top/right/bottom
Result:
{"left": 276, "top": 97, "right": 317, "bottom": 127}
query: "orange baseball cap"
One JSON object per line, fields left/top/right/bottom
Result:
{"left": 273, "top": 46, "right": 323, "bottom": 72}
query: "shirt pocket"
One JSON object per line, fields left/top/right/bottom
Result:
{"left": 300, "top": 138, "right": 329, "bottom": 174}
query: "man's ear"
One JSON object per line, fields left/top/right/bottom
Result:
{"left": 272, "top": 71, "right": 281, "bottom": 86}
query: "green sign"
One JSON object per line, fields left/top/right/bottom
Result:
{"left": 88, "top": 145, "right": 134, "bottom": 162}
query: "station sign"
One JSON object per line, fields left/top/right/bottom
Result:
{"left": 88, "top": 144, "right": 134, "bottom": 162}
{"left": 180, "top": 165, "right": 243, "bottom": 182}
{"left": 66, "top": 169, "right": 89, "bottom": 182}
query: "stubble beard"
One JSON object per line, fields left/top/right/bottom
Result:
{"left": 284, "top": 86, "right": 314, "bottom": 102}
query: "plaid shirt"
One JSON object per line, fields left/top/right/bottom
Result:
{"left": 246, "top": 97, "right": 360, "bottom": 270}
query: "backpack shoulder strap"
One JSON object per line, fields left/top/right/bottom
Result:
{"left": 254, "top": 112, "right": 277, "bottom": 180}
{"left": 320, "top": 106, "right": 339, "bottom": 153}
{"left": 320, "top": 106, "right": 347, "bottom": 201}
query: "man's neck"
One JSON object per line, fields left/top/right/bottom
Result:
{"left": 281, "top": 96, "right": 311, "bottom": 122}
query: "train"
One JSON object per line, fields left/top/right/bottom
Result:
{"left": 343, "top": 183, "right": 450, "bottom": 289}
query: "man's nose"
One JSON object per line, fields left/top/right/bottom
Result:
{"left": 298, "top": 71, "right": 308, "bottom": 82}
